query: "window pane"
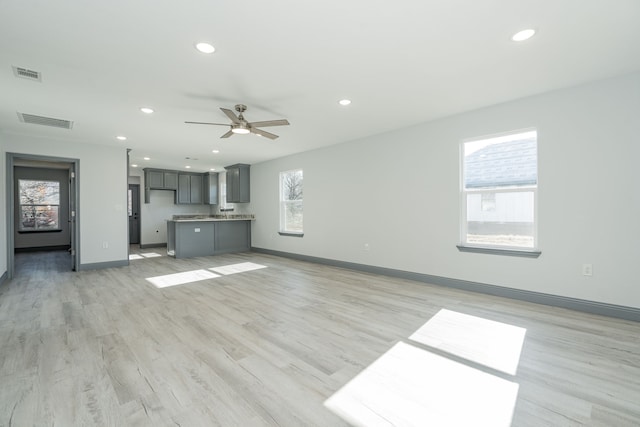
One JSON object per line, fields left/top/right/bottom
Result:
{"left": 19, "top": 179, "right": 60, "bottom": 204}
{"left": 20, "top": 205, "right": 60, "bottom": 231}
{"left": 466, "top": 191, "right": 534, "bottom": 248}
{"left": 464, "top": 131, "right": 537, "bottom": 189}
{"left": 281, "top": 170, "right": 303, "bottom": 201}
{"left": 284, "top": 200, "right": 303, "bottom": 232}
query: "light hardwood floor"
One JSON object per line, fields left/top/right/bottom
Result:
{"left": 0, "top": 248, "right": 639, "bottom": 426}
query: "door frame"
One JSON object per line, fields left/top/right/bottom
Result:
{"left": 5, "top": 153, "right": 80, "bottom": 279}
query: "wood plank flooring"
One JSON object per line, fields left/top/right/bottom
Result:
{"left": 0, "top": 248, "right": 639, "bottom": 426}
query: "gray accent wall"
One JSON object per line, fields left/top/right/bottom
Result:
{"left": 14, "top": 166, "right": 70, "bottom": 249}
{"left": 249, "top": 72, "right": 640, "bottom": 311}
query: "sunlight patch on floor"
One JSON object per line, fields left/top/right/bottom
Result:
{"left": 146, "top": 262, "right": 268, "bottom": 288}
{"left": 130, "top": 252, "right": 162, "bottom": 260}
{"left": 325, "top": 341, "right": 519, "bottom": 427}
{"left": 409, "top": 309, "right": 526, "bottom": 375}
{"left": 209, "top": 262, "right": 267, "bottom": 275}
{"left": 140, "top": 252, "right": 162, "bottom": 258}
{"left": 146, "top": 270, "right": 220, "bottom": 288}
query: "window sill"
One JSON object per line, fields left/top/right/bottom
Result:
{"left": 278, "top": 231, "right": 304, "bottom": 238}
{"left": 456, "top": 245, "right": 541, "bottom": 258}
{"left": 18, "top": 229, "right": 63, "bottom": 234}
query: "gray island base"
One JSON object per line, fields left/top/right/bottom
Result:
{"left": 166, "top": 217, "right": 252, "bottom": 259}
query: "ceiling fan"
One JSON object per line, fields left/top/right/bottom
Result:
{"left": 185, "top": 104, "right": 289, "bottom": 140}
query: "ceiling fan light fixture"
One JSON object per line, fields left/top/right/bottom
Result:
{"left": 231, "top": 125, "right": 250, "bottom": 134}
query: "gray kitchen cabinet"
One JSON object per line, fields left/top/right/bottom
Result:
{"left": 214, "top": 220, "right": 251, "bottom": 254}
{"left": 190, "top": 174, "right": 203, "bottom": 204}
{"left": 147, "top": 170, "right": 164, "bottom": 188}
{"left": 203, "top": 172, "right": 219, "bottom": 205}
{"left": 143, "top": 168, "right": 179, "bottom": 203}
{"left": 167, "top": 219, "right": 251, "bottom": 258}
{"left": 177, "top": 173, "right": 203, "bottom": 204}
{"left": 163, "top": 172, "right": 178, "bottom": 189}
{"left": 224, "top": 163, "right": 250, "bottom": 203}
{"left": 167, "top": 221, "right": 215, "bottom": 258}
{"left": 145, "top": 169, "right": 178, "bottom": 190}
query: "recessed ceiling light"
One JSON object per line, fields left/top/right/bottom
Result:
{"left": 140, "top": 107, "right": 154, "bottom": 114}
{"left": 143, "top": 157, "right": 150, "bottom": 160}
{"left": 185, "top": 165, "right": 191, "bottom": 169}
{"left": 512, "top": 29, "right": 536, "bottom": 42}
{"left": 195, "top": 42, "right": 215, "bottom": 54}
{"left": 131, "top": 164, "right": 138, "bottom": 168}
{"left": 339, "top": 99, "right": 352, "bottom": 106}
{"left": 210, "top": 168, "right": 216, "bottom": 171}
{"left": 116, "top": 135, "right": 127, "bottom": 141}
{"left": 212, "top": 150, "right": 220, "bottom": 153}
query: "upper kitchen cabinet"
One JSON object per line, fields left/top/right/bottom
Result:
{"left": 177, "top": 173, "right": 203, "bottom": 204}
{"left": 144, "top": 168, "right": 178, "bottom": 203}
{"left": 203, "top": 172, "right": 219, "bottom": 205}
{"left": 225, "top": 164, "right": 250, "bottom": 203}
{"left": 144, "top": 168, "right": 178, "bottom": 190}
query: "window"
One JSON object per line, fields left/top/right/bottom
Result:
{"left": 19, "top": 179, "right": 60, "bottom": 231}
{"left": 219, "top": 172, "right": 234, "bottom": 211}
{"left": 460, "top": 130, "right": 538, "bottom": 253}
{"left": 279, "top": 169, "right": 303, "bottom": 235}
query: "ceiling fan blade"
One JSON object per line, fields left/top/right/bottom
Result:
{"left": 185, "top": 121, "right": 230, "bottom": 126}
{"left": 221, "top": 130, "right": 234, "bottom": 138}
{"left": 220, "top": 108, "right": 240, "bottom": 124}
{"left": 251, "top": 127, "right": 278, "bottom": 140}
{"left": 248, "top": 119, "right": 290, "bottom": 128}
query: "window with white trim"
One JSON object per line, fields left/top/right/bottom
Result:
{"left": 279, "top": 169, "right": 303, "bottom": 234}
{"left": 461, "top": 130, "right": 538, "bottom": 251}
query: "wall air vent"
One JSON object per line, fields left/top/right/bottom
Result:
{"left": 12, "top": 66, "right": 42, "bottom": 82}
{"left": 17, "top": 112, "right": 74, "bottom": 129}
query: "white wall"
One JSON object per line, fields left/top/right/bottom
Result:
{"left": 250, "top": 72, "right": 640, "bottom": 309}
{"left": 1, "top": 133, "right": 128, "bottom": 267}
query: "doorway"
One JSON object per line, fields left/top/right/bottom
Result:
{"left": 128, "top": 184, "right": 140, "bottom": 245}
{"left": 5, "top": 153, "right": 79, "bottom": 279}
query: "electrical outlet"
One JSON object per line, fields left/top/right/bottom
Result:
{"left": 364, "top": 243, "right": 370, "bottom": 251}
{"left": 582, "top": 263, "right": 593, "bottom": 276}
{"left": 102, "top": 241, "right": 108, "bottom": 249}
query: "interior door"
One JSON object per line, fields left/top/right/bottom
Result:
{"left": 128, "top": 184, "right": 141, "bottom": 244}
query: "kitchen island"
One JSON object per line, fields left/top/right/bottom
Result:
{"left": 166, "top": 215, "right": 253, "bottom": 258}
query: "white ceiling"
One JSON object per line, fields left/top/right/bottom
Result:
{"left": 1, "top": 0, "right": 639, "bottom": 172}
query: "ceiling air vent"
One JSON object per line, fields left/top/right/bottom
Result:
{"left": 17, "top": 112, "right": 74, "bottom": 129}
{"left": 12, "top": 66, "right": 42, "bottom": 82}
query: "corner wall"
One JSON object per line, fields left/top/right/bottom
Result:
{"left": 250, "top": 72, "right": 640, "bottom": 309}
{"left": 2, "top": 133, "right": 128, "bottom": 268}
